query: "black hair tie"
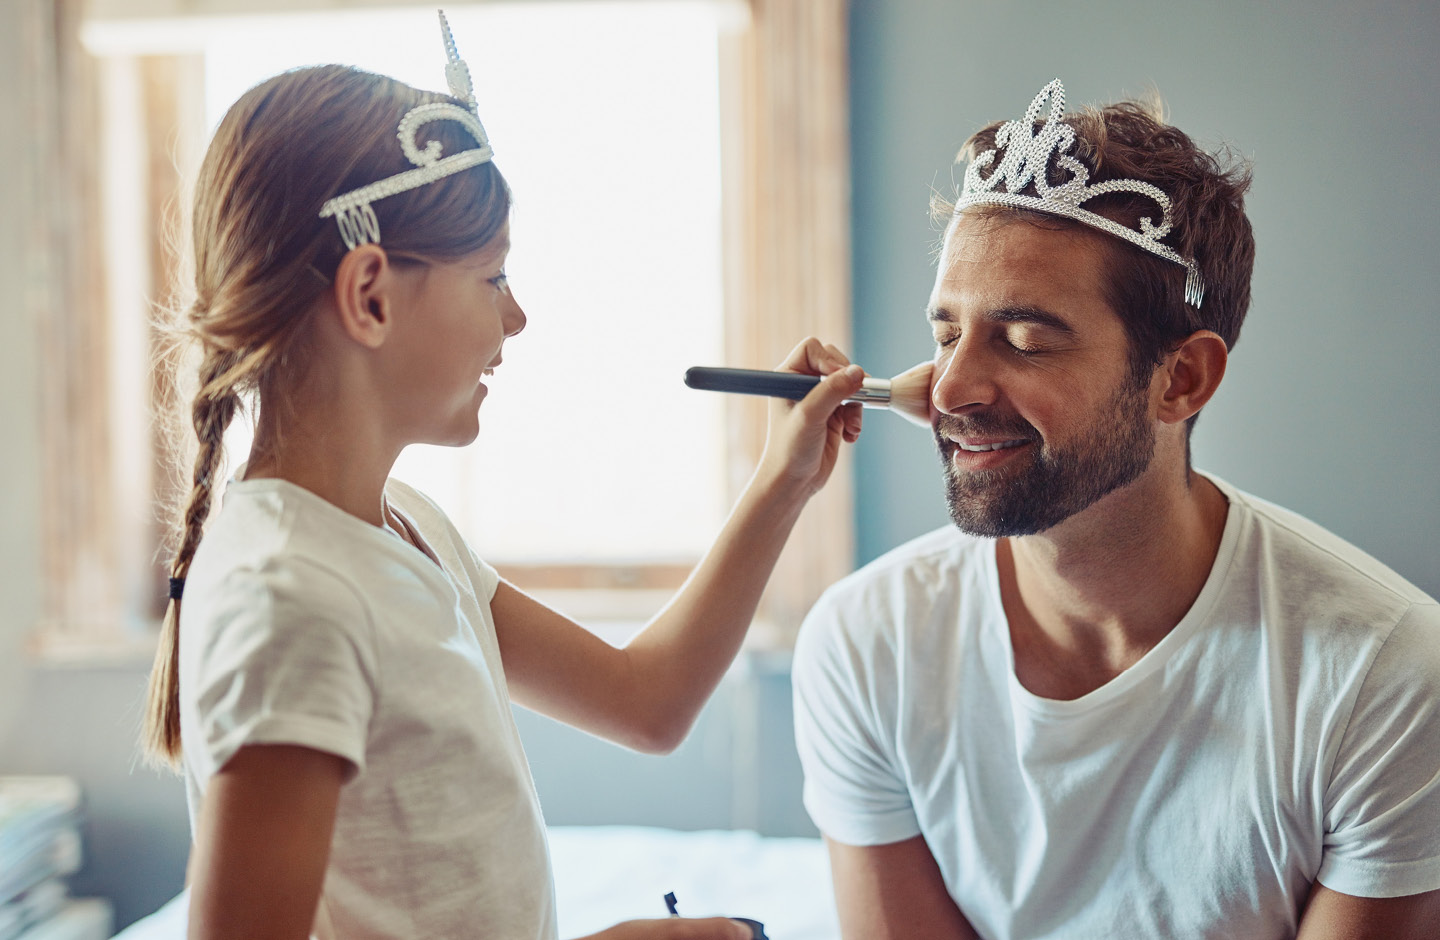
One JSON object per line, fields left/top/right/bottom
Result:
{"left": 168, "top": 577, "right": 186, "bottom": 601}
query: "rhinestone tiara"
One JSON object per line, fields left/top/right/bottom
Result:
{"left": 318, "top": 10, "right": 494, "bottom": 251}
{"left": 955, "top": 79, "right": 1204, "bottom": 309}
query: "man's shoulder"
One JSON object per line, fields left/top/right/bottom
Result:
{"left": 821, "top": 524, "right": 982, "bottom": 606}
{"left": 1215, "top": 476, "right": 1435, "bottom": 612}
{"left": 797, "top": 524, "right": 993, "bottom": 662}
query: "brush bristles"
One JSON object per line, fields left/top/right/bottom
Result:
{"left": 885, "top": 361, "right": 934, "bottom": 427}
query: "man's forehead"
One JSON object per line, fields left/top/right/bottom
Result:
{"left": 936, "top": 214, "right": 1106, "bottom": 283}
{"left": 944, "top": 210, "right": 1102, "bottom": 256}
{"left": 928, "top": 211, "right": 1115, "bottom": 322}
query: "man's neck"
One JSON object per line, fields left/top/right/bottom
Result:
{"left": 997, "top": 465, "right": 1230, "bottom": 701}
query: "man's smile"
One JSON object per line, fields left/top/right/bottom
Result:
{"left": 954, "top": 438, "right": 1028, "bottom": 453}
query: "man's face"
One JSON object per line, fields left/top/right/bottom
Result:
{"left": 928, "top": 214, "right": 1157, "bottom": 537}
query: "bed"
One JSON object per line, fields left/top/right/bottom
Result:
{"left": 111, "top": 826, "right": 840, "bottom": 939}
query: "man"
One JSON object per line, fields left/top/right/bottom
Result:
{"left": 792, "top": 79, "right": 1440, "bottom": 939}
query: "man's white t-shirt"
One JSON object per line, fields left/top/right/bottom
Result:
{"left": 180, "top": 476, "right": 556, "bottom": 940}
{"left": 793, "top": 475, "right": 1440, "bottom": 940}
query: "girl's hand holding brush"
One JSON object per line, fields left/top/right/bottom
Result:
{"left": 686, "top": 359, "right": 934, "bottom": 427}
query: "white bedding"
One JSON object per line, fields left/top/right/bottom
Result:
{"left": 112, "top": 826, "right": 839, "bottom": 939}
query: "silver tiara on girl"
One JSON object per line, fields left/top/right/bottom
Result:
{"left": 955, "top": 79, "right": 1204, "bottom": 309}
{"left": 319, "top": 10, "right": 493, "bottom": 251}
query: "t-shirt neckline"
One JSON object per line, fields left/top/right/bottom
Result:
{"left": 226, "top": 472, "right": 454, "bottom": 587}
{"left": 985, "top": 472, "right": 1245, "bottom": 716}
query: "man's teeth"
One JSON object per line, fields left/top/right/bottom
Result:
{"left": 957, "top": 440, "right": 1025, "bottom": 452}
{"left": 482, "top": 368, "right": 495, "bottom": 376}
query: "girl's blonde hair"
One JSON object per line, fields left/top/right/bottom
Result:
{"left": 142, "top": 64, "right": 511, "bottom": 769}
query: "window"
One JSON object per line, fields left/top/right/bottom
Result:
{"left": 35, "top": 0, "right": 852, "bottom": 656}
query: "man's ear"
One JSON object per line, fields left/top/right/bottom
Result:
{"left": 330, "top": 244, "right": 395, "bottom": 349}
{"left": 1155, "top": 330, "right": 1228, "bottom": 425}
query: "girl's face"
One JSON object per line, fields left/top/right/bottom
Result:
{"left": 383, "top": 225, "right": 526, "bottom": 447}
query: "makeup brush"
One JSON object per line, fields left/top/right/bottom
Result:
{"left": 684, "top": 361, "right": 933, "bottom": 427}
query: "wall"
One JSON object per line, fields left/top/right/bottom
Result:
{"left": 848, "top": 0, "right": 1440, "bottom": 601}
{"left": 518, "top": 657, "right": 810, "bottom": 838}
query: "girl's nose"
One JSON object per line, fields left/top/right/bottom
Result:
{"left": 502, "top": 291, "right": 527, "bottom": 337}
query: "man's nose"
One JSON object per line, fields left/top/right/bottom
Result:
{"left": 930, "top": 338, "right": 1001, "bottom": 415}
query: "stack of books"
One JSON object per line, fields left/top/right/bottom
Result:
{"left": 0, "top": 778, "right": 85, "bottom": 940}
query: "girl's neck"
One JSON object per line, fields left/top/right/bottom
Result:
{"left": 244, "top": 298, "right": 414, "bottom": 529}
{"left": 245, "top": 408, "right": 400, "bottom": 529}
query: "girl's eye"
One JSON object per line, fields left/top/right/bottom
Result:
{"left": 489, "top": 271, "right": 508, "bottom": 291}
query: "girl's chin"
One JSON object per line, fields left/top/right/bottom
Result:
{"left": 417, "top": 413, "right": 482, "bottom": 449}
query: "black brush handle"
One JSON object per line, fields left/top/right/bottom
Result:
{"left": 733, "top": 917, "right": 769, "bottom": 939}
{"left": 684, "top": 366, "right": 820, "bottom": 401}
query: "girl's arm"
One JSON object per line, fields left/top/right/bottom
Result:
{"left": 493, "top": 338, "right": 866, "bottom": 752}
{"left": 187, "top": 744, "right": 347, "bottom": 940}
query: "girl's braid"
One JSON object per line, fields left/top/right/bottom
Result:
{"left": 143, "top": 346, "right": 242, "bottom": 767}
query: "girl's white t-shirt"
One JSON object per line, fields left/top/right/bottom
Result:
{"left": 179, "top": 476, "right": 556, "bottom": 940}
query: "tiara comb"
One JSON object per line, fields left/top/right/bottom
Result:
{"left": 318, "top": 10, "right": 494, "bottom": 251}
{"left": 955, "top": 79, "right": 1204, "bottom": 308}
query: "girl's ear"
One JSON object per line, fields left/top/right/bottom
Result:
{"left": 331, "top": 244, "right": 395, "bottom": 349}
{"left": 1156, "top": 329, "right": 1228, "bottom": 426}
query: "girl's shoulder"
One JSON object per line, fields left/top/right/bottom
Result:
{"left": 383, "top": 477, "right": 455, "bottom": 534}
{"left": 204, "top": 477, "right": 391, "bottom": 563}
{"left": 188, "top": 479, "right": 380, "bottom": 615}
{"left": 384, "top": 477, "right": 480, "bottom": 559}
{"left": 384, "top": 477, "right": 499, "bottom": 601}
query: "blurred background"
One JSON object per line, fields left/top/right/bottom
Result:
{"left": 1, "top": 0, "right": 1436, "bottom": 933}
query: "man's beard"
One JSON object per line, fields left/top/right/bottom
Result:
{"left": 935, "top": 377, "right": 1155, "bottom": 538}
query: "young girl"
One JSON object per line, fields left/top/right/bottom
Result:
{"left": 140, "top": 14, "right": 866, "bottom": 940}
